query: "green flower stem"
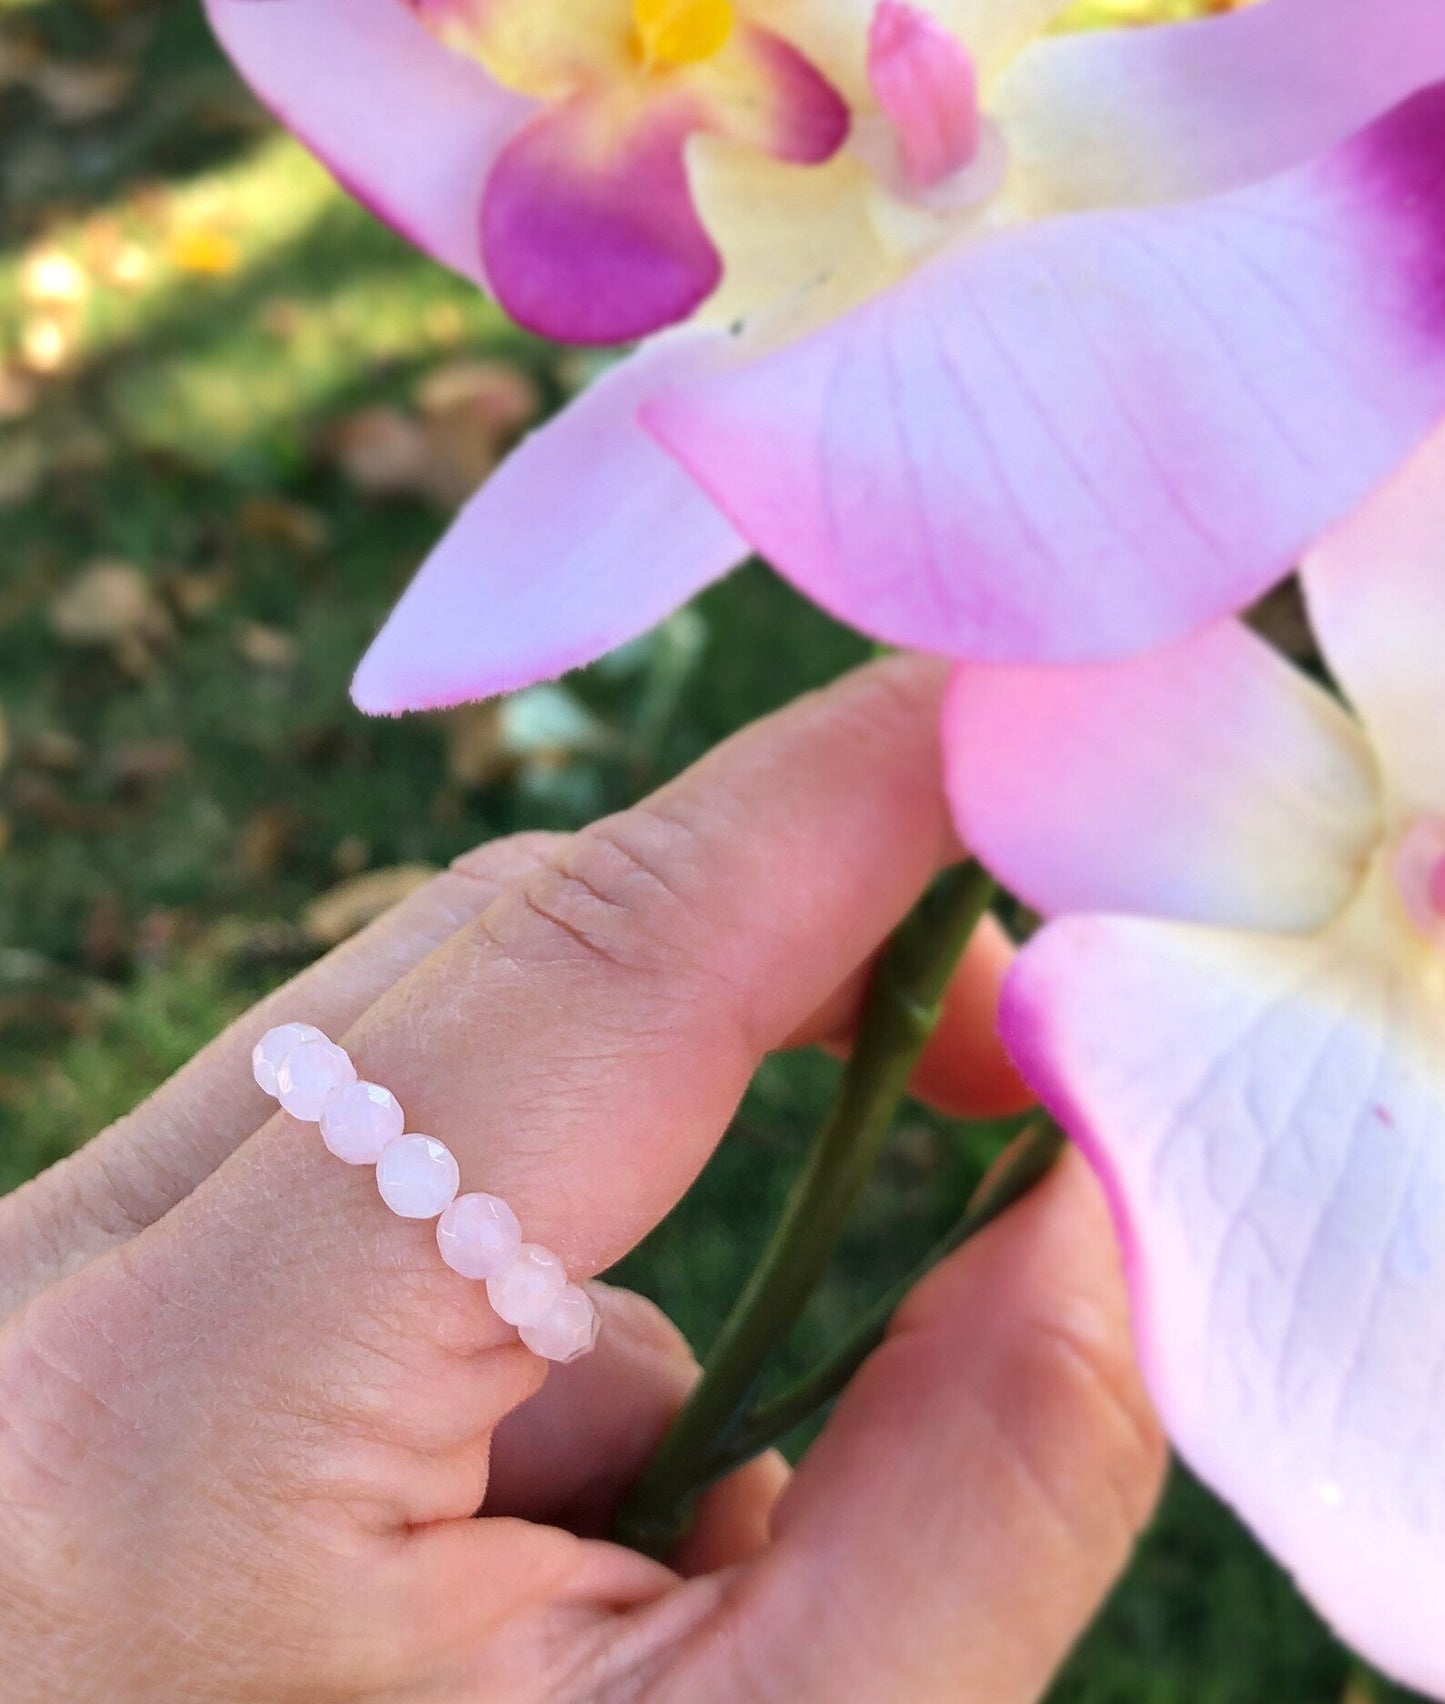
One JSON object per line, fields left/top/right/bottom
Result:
{"left": 610, "top": 860, "right": 997, "bottom": 1559}
{"left": 703, "top": 1117, "right": 1066, "bottom": 1481}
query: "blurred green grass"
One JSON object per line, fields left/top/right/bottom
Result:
{"left": 0, "top": 2, "right": 1415, "bottom": 1699}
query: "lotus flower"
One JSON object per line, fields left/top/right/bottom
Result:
{"left": 206, "top": 0, "right": 1445, "bottom": 712}
{"left": 947, "top": 424, "right": 1445, "bottom": 1696}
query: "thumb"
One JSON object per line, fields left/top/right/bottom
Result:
{"left": 729, "top": 1148, "right": 1166, "bottom": 1702}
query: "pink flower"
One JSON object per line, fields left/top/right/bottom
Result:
{"left": 204, "top": 0, "right": 1445, "bottom": 709}
{"left": 946, "top": 425, "right": 1445, "bottom": 1696}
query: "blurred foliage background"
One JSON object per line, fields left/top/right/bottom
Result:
{"left": 0, "top": 0, "right": 1417, "bottom": 1698}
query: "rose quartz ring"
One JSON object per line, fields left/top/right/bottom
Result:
{"left": 251, "top": 1023, "right": 599, "bottom": 1364}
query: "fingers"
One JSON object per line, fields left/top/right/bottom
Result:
{"left": 485, "top": 1285, "right": 700, "bottom": 1531}
{"left": 60, "top": 657, "right": 963, "bottom": 1527}
{"left": 486, "top": 1283, "right": 788, "bottom": 1569}
{"left": 0, "top": 833, "right": 567, "bottom": 1318}
{"left": 790, "top": 912, "right": 1032, "bottom": 1118}
{"left": 730, "top": 1150, "right": 1166, "bottom": 1703}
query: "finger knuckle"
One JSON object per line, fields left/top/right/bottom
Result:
{"left": 493, "top": 805, "right": 707, "bottom": 979}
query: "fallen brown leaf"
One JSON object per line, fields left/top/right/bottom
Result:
{"left": 0, "top": 34, "right": 43, "bottom": 92}
{"left": 238, "top": 494, "right": 331, "bottom": 553}
{"left": 236, "top": 806, "right": 301, "bottom": 882}
{"left": 236, "top": 621, "right": 298, "bottom": 672}
{"left": 414, "top": 358, "right": 540, "bottom": 435}
{"left": 33, "top": 59, "right": 136, "bottom": 123}
{"left": 442, "top": 703, "right": 505, "bottom": 790}
{"left": 22, "top": 729, "right": 85, "bottom": 774}
{"left": 0, "top": 367, "right": 39, "bottom": 423}
{"left": 325, "top": 406, "right": 433, "bottom": 501}
{"left": 10, "top": 774, "right": 121, "bottom": 834}
{"left": 331, "top": 834, "right": 370, "bottom": 878}
{"left": 50, "top": 559, "right": 173, "bottom": 655}
{"left": 82, "top": 892, "right": 130, "bottom": 976}
{"left": 104, "top": 740, "right": 186, "bottom": 794}
{"left": 303, "top": 865, "right": 437, "bottom": 948}
{"left": 165, "top": 565, "right": 234, "bottom": 621}
{"left": 442, "top": 685, "right": 615, "bottom": 792}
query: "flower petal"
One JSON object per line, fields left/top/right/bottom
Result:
{"left": 695, "top": 23, "right": 850, "bottom": 163}
{"left": 1304, "top": 425, "right": 1445, "bottom": 823}
{"left": 482, "top": 91, "right": 722, "bottom": 343}
{"left": 934, "top": 0, "right": 1077, "bottom": 79}
{"left": 646, "top": 88, "right": 1445, "bottom": 665}
{"left": 205, "top": 0, "right": 532, "bottom": 287}
{"left": 944, "top": 621, "right": 1380, "bottom": 931}
{"left": 351, "top": 333, "right": 746, "bottom": 715}
{"left": 687, "top": 140, "right": 892, "bottom": 335}
{"left": 996, "top": 0, "right": 1445, "bottom": 216}
{"left": 1005, "top": 915, "right": 1445, "bottom": 1698}
{"left": 410, "top": 0, "right": 629, "bottom": 97}
{"left": 756, "top": 0, "right": 1070, "bottom": 99}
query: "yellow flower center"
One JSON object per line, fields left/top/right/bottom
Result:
{"left": 632, "top": 0, "right": 736, "bottom": 68}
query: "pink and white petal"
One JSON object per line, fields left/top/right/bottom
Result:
{"left": 996, "top": 0, "right": 1445, "bottom": 216}
{"left": 410, "top": 0, "right": 629, "bottom": 96}
{"left": 688, "top": 141, "right": 892, "bottom": 337}
{"left": 482, "top": 92, "right": 721, "bottom": 344}
{"left": 749, "top": 0, "right": 888, "bottom": 102}
{"left": 695, "top": 24, "right": 850, "bottom": 164}
{"left": 1304, "top": 425, "right": 1445, "bottom": 822}
{"left": 930, "top": 0, "right": 1076, "bottom": 81}
{"left": 205, "top": 0, "right": 532, "bottom": 288}
{"left": 351, "top": 333, "right": 747, "bottom": 715}
{"left": 647, "top": 89, "right": 1445, "bottom": 665}
{"left": 1006, "top": 915, "right": 1445, "bottom": 1697}
{"left": 944, "top": 622, "right": 1379, "bottom": 932}
{"left": 755, "top": 0, "right": 1069, "bottom": 102}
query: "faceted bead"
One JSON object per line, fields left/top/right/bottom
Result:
{"left": 437, "top": 1193, "right": 523, "bottom": 1280}
{"left": 487, "top": 1244, "right": 567, "bottom": 1328}
{"left": 320, "top": 1080, "right": 405, "bottom": 1166}
{"left": 275, "top": 1037, "right": 356, "bottom": 1121}
{"left": 252, "top": 1022, "right": 325, "bottom": 1098}
{"left": 376, "top": 1135, "right": 461, "bottom": 1220}
{"left": 519, "top": 1284, "right": 600, "bottom": 1364}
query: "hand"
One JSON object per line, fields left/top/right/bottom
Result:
{"left": 0, "top": 657, "right": 1164, "bottom": 1703}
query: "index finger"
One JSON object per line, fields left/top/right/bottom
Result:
{"left": 51, "top": 658, "right": 1010, "bottom": 1529}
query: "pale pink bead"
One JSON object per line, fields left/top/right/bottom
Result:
{"left": 320, "top": 1080, "right": 405, "bottom": 1165}
{"left": 437, "top": 1193, "right": 523, "bottom": 1280}
{"left": 868, "top": 0, "right": 980, "bottom": 191}
{"left": 275, "top": 1037, "right": 356, "bottom": 1121}
{"left": 487, "top": 1244, "right": 567, "bottom": 1328}
{"left": 252, "top": 1022, "right": 325, "bottom": 1098}
{"left": 376, "top": 1135, "right": 460, "bottom": 1220}
{"left": 519, "top": 1284, "right": 600, "bottom": 1364}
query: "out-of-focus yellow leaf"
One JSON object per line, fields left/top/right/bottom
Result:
{"left": 168, "top": 227, "right": 240, "bottom": 276}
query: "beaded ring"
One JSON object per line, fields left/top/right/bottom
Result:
{"left": 251, "top": 1022, "right": 600, "bottom": 1365}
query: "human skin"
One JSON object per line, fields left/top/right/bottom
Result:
{"left": 0, "top": 656, "right": 1164, "bottom": 1702}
